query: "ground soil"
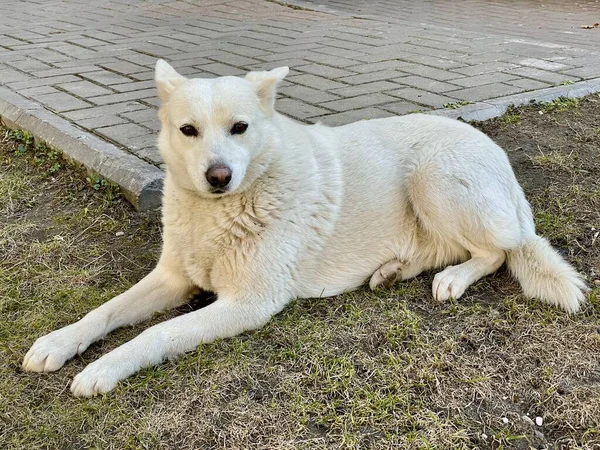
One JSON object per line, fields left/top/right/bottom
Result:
{"left": 0, "top": 96, "right": 599, "bottom": 450}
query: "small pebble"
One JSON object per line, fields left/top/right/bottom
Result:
{"left": 594, "top": 279, "right": 600, "bottom": 286}
{"left": 522, "top": 415, "right": 535, "bottom": 426}
{"left": 535, "top": 416, "right": 543, "bottom": 426}
{"left": 502, "top": 417, "right": 509, "bottom": 424}
{"left": 115, "top": 231, "right": 125, "bottom": 237}
{"left": 481, "top": 433, "right": 488, "bottom": 440}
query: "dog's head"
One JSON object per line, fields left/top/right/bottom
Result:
{"left": 155, "top": 59, "right": 288, "bottom": 197}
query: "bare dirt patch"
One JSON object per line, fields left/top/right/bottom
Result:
{"left": 1, "top": 96, "right": 599, "bottom": 449}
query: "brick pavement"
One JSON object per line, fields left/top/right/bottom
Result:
{"left": 1, "top": 0, "right": 600, "bottom": 188}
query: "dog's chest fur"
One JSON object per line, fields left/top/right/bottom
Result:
{"left": 161, "top": 174, "right": 282, "bottom": 291}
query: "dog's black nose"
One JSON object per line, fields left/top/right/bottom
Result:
{"left": 205, "top": 164, "right": 232, "bottom": 189}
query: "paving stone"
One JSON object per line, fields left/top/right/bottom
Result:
{"left": 329, "top": 81, "right": 400, "bottom": 97}
{"left": 378, "top": 101, "right": 427, "bottom": 115}
{"left": 90, "top": 88, "right": 157, "bottom": 106}
{"left": 452, "top": 62, "right": 519, "bottom": 76}
{"left": 79, "top": 114, "right": 130, "bottom": 128}
{"left": 449, "top": 72, "right": 520, "bottom": 88}
{"left": 135, "top": 146, "right": 163, "bottom": 165}
{"left": 518, "top": 58, "right": 572, "bottom": 71}
{"left": 347, "top": 60, "right": 405, "bottom": 74}
{"left": 337, "top": 70, "right": 403, "bottom": 85}
{"left": 31, "top": 66, "right": 99, "bottom": 78}
{"left": 279, "top": 84, "right": 340, "bottom": 103}
{"left": 119, "top": 107, "right": 159, "bottom": 124}
{"left": 100, "top": 61, "right": 148, "bottom": 75}
{"left": 63, "top": 102, "right": 148, "bottom": 121}
{"left": 7, "top": 58, "right": 54, "bottom": 72}
{"left": 506, "top": 78, "right": 552, "bottom": 90}
{"left": 562, "top": 65, "right": 600, "bottom": 79}
{"left": 319, "top": 93, "right": 397, "bottom": 112}
{"left": 387, "top": 88, "right": 459, "bottom": 108}
{"left": 394, "top": 63, "right": 463, "bottom": 81}
{"left": 0, "top": 68, "right": 33, "bottom": 83}
{"left": 209, "top": 53, "right": 263, "bottom": 68}
{"left": 34, "top": 91, "right": 93, "bottom": 112}
{"left": 301, "top": 53, "right": 360, "bottom": 68}
{"left": 444, "top": 83, "right": 524, "bottom": 102}
{"left": 391, "top": 76, "right": 460, "bottom": 93}
{"left": 109, "top": 80, "right": 156, "bottom": 93}
{"left": 196, "top": 62, "right": 246, "bottom": 76}
{"left": 309, "top": 107, "right": 395, "bottom": 126}
{"left": 20, "top": 85, "right": 59, "bottom": 97}
{"left": 400, "top": 54, "right": 467, "bottom": 70}
{"left": 295, "top": 64, "right": 356, "bottom": 79}
{"left": 275, "top": 98, "right": 332, "bottom": 121}
{"left": 503, "top": 67, "right": 579, "bottom": 84}
{"left": 311, "top": 46, "right": 367, "bottom": 59}
{"left": 7, "top": 75, "right": 82, "bottom": 90}
{"left": 57, "top": 80, "right": 114, "bottom": 97}
{"left": 80, "top": 70, "right": 133, "bottom": 85}
{"left": 97, "top": 123, "right": 155, "bottom": 148}
{"left": 284, "top": 73, "right": 347, "bottom": 90}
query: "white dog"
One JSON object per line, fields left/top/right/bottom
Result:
{"left": 23, "top": 60, "right": 587, "bottom": 397}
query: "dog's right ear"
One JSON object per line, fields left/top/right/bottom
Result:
{"left": 245, "top": 66, "right": 289, "bottom": 115}
{"left": 155, "top": 59, "right": 186, "bottom": 102}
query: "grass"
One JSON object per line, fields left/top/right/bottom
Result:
{"left": 541, "top": 96, "right": 581, "bottom": 113}
{"left": 1, "top": 94, "right": 600, "bottom": 449}
{"left": 443, "top": 100, "right": 472, "bottom": 109}
{"left": 499, "top": 105, "right": 522, "bottom": 128}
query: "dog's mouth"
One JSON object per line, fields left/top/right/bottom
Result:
{"left": 209, "top": 187, "right": 228, "bottom": 195}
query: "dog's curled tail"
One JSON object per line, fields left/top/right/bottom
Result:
{"left": 506, "top": 236, "right": 587, "bottom": 313}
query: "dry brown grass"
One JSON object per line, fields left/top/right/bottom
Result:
{"left": 1, "top": 95, "right": 599, "bottom": 449}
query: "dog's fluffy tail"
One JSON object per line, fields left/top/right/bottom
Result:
{"left": 506, "top": 236, "right": 587, "bottom": 313}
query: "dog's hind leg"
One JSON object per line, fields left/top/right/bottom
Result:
{"left": 432, "top": 246, "right": 505, "bottom": 301}
{"left": 369, "top": 259, "right": 425, "bottom": 290}
{"left": 404, "top": 148, "right": 526, "bottom": 301}
{"left": 23, "top": 256, "right": 195, "bottom": 373}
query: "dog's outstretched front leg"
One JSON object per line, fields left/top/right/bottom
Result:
{"left": 70, "top": 294, "right": 285, "bottom": 397}
{"left": 23, "top": 261, "right": 194, "bottom": 373}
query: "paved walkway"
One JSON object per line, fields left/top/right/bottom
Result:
{"left": 1, "top": 0, "right": 600, "bottom": 206}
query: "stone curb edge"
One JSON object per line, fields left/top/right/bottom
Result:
{"left": 0, "top": 86, "right": 163, "bottom": 211}
{"left": 429, "top": 77, "right": 600, "bottom": 122}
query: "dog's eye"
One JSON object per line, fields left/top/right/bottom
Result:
{"left": 231, "top": 121, "right": 248, "bottom": 135}
{"left": 180, "top": 125, "right": 198, "bottom": 137}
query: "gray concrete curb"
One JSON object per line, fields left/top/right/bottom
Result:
{"left": 429, "top": 77, "right": 600, "bottom": 122}
{"left": 0, "top": 86, "right": 163, "bottom": 211}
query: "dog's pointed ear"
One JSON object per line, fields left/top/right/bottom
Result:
{"left": 245, "top": 66, "right": 289, "bottom": 115}
{"left": 155, "top": 59, "right": 186, "bottom": 102}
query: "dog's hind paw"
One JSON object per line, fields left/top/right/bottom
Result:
{"left": 369, "top": 260, "right": 404, "bottom": 290}
{"left": 432, "top": 265, "right": 470, "bottom": 301}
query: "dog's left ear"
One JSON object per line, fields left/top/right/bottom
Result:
{"left": 245, "top": 66, "right": 289, "bottom": 115}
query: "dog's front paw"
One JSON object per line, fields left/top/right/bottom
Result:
{"left": 71, "top": 361, "right": 122, "bottom": 397}
{"left": 23, "top": 325, "right": 90, "bottom": 373}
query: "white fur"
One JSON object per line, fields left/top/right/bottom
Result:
{"left": 23, "top": 60, "right": 588, "bottom": 396}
